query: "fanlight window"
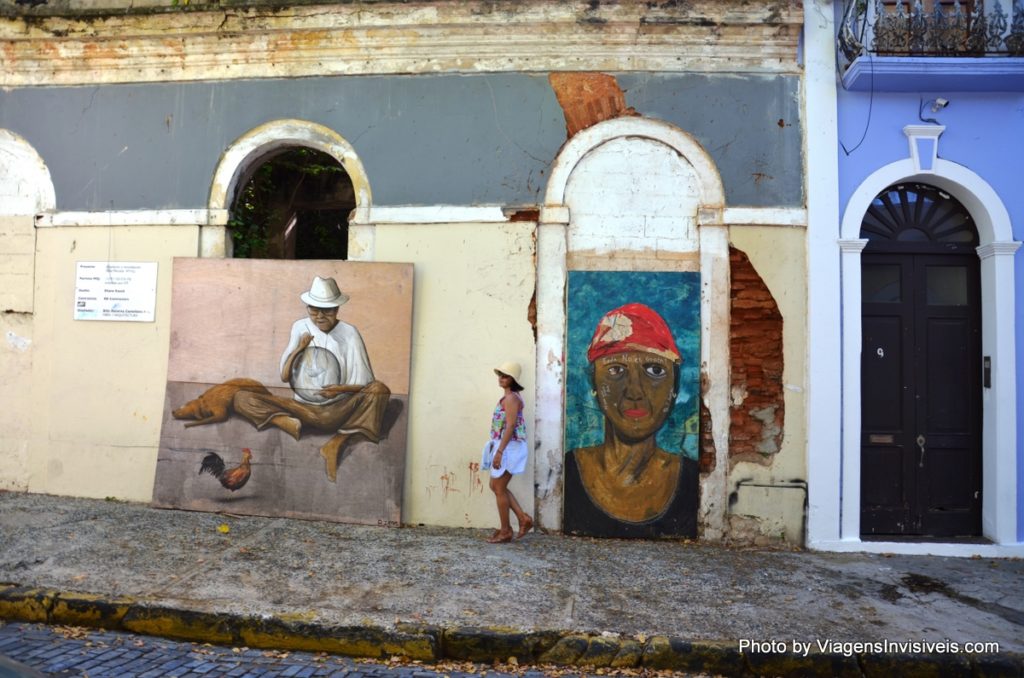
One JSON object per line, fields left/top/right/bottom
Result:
{"left": 860, "top": 183, "right": 978, "bottom": 250}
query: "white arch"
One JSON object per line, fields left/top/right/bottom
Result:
{"left": 209, "top": 119, "right": 371, "bottom": 213}
{"left": 543, "top": 117, "right": 725, "bottom": 209}
{"left": 837, "top": 157, "right": 1019, "bottom": 547}
{"left": 534, "top": 116, "right": 730, "bottom": 537}
{"left": 841, "top": 158, "right": 1012, "bottom": 243}
{"left": 0, "top": 129, "right": 56, "bottom": 215}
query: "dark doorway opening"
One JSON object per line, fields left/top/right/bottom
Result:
{"left": 229, "top": 147, "right": 354, "bottom": 260}
{"left": 859, "top": 183, "right": 982, "bottom": 538}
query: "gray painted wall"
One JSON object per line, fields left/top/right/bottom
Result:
{"left": 0, "top": 73, "right": 803, "bottom": 210}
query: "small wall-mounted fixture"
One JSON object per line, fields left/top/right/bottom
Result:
{"left": 931, "top": 98, "right": 950, "bottom": 112}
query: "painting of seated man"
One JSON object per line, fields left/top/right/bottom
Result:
{"left": 153, "top": 259, "right": 412, "bottom": 527}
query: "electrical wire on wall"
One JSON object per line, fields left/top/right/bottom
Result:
{"left": 837, "top": 0, "right": 874, "bottom": 156}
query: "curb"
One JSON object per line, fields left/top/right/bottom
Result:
{"left": 2, "top": 584, "right": 1023, "bottom": 676}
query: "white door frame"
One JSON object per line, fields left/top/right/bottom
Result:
{"left": 813, "top": 127, "right": 1021, "bottom": 554}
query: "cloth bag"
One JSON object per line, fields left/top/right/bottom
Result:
{"left": 480, "top": 439, "right": 497, "bottom": 471}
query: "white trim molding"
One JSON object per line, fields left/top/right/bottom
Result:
{"left": 534, "top": 213, "right": 569, "bottom": 531}
{"left": 723, "top": 207, "right": 807, "bottom": 227}
{"left": 36, "top": 209, "right": 228, "bottom": 228}
{"left": 811, "top": 540, "right": 1024, "bottom": 558}
{"left": 904, "top": 125, "right": 944, "bottom": 173}
{"left": 351, "top": 206, "right": 508, "bottom": 225}
{"left": 803, "top": 0, "right": 844, "bottom": 547}
{"left": 698, "top": 211, "right": 731, "bottom": 540}
{"left": 838, "top": 238, "right": 868, "bottom": 542}
{"left": 545, "top": 118, "right": 725, "bottom": 210}
{"left": 347, "top": 205, "right": 515, "bottom": 261}
{"left": 821, "top": 156, "right": 1021, "bottom": 553}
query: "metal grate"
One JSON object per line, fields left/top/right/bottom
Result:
{"left": 840, "top": 0, "right": 1024, "bottom": 59}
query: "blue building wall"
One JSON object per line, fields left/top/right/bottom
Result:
{"left": 836, "top": 86, "right": 1024, "bottom": 541}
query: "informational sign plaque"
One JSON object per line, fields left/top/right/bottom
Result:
{"left": 74, "top": 261, "right": 158, "bottom": 322}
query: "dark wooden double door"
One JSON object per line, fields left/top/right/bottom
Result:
{"left": 861, "top": 252, "right": 982, "bottom": 537}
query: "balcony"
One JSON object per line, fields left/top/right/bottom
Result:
{"left": 839, "top": 0, "right": 1024, "bottom": 91}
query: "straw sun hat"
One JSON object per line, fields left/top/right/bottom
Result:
{"left": 494, "top": 361, "right": 522, "bottom": 383}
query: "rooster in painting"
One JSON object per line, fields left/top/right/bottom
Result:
{"left": 199, "top": 448, "right": 253, "bottom": 491}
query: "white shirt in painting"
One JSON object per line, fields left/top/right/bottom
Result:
{"left": 281, "top": 317, "right": 374, "bottom": 404}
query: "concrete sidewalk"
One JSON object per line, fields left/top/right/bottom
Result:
{"left": 0, "top": 492, "right": 1022, "bottom": 676}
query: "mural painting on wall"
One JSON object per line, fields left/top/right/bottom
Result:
{"left": 564, "top": 271, "right": 700, "bottom": 539}
{"left": 152, "top": 258, "right": 413, "bottom": 526}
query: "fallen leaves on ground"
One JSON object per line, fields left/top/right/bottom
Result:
{"left": 356, "top": 656, "right": 710, "bottom": 677}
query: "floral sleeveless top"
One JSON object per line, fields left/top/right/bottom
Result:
{"left": 490, "top": 392, "right": 526, "bottom": 442}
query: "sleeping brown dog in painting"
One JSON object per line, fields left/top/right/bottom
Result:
{"left": 172, "top": 378, "right": 270, "bottom": 428}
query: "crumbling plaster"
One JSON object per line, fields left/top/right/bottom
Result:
{"left": 727, "top": 226, "right": 807, "bottom": 545}
{"left": 0, "top": 1, "right": 803, "bottom": 86}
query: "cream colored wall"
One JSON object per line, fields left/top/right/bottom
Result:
{"left": 28, "top": 225, "right": 199, "bottom": 500}
{"left": 0, "top": 214, "right": 35, "bottom": 490}
{"left": 371, "top": 222, "right": 537, "bottom": 528}
{"left": 727, "top": 225, "right": 808, "bottom": 543}
{"left": 0, "top": 308, "right": 33, "bottom": 491}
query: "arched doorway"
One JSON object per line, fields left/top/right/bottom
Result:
{"left": 827, "top": 150, "right": 1019, "bottom": 552}
{"left": 228, "top": 147, "right": 354, "bottom": 260}
{"left": 208, "top": 119, "right": 372, "bottom": 261}
{"left": 860, "top": 182, "right": 982, "bottom": 538}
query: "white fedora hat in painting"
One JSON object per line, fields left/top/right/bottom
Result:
{"left": 300, "top": 276, "right": 349, "bottom": 308}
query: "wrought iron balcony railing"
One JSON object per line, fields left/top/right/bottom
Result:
{"left": 839, "top": 0, "right": 1024, "bottom": 61}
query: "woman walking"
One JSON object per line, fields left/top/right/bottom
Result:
{"left": 487, "top": 362, "right": 533, "bottom": 543}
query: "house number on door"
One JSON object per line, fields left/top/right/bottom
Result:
{"left": 876, "top": 347, "right": 885, "bottom": 358}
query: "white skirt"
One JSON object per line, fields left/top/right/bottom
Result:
{"left": 489, "top": 438, "right": 528, "bottom": 478}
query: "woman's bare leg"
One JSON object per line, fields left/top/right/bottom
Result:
{"left": 488, "top": 473, "right": 514, "bottom": 542}
{"left": 506, "top": 488, "right": 533, "bottom": 537}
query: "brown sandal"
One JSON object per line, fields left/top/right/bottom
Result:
{"left": 517, "top": 515, "right": 534, "bottom": 539}
{"left": 487, "top": 530, "right": 513, "bottom": 544}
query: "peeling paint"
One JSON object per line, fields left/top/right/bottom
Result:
{"left": 0, "top": 2, "right": 804, "bottom": 87}
{"left": 5, "top": 330, "right": 31, "bottom": 352}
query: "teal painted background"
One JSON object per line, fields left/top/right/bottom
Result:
{"left": 565, "top": 270, "right": 701, "bottom": 459}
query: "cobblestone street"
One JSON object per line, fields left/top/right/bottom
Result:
{"left": 0, "top": 623, "right": 584, "bottom": 678}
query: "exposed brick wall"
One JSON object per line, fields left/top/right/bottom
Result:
{"left": 548, "top": 72, "right": 638, "bottom": 138}
{"left": 729, "top": 246, "right": 784, "bottom": 465}
{"left": 699, "top": 399, "right": 716, "bottom": 474}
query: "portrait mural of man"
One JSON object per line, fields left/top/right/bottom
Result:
{"left": 153, "top": 259, "right": 412, "bottom": 526}
{"left": 564, "top": 270, "right": 700, "bottom": 539}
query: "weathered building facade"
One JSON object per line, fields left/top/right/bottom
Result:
{"left": 1, "top": 0, "right": 813, "bottom": 543}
